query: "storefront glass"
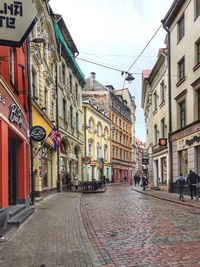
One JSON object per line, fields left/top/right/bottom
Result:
{"left": 179, "top": 149, "right": 188, "bottom": 177}
{"left": 197, "top": 146, "right": 200, "bottom": 176}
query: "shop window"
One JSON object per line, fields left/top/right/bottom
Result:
{"left": 196, "top": 146, "right": 200, "bottom": 176}
{"left": 161, "top": 157, "right": 167, "bottom": 184}
{"left": 197, "top": 90, "right": 200, "bottom": 120}
{"left": 179, "top": 149, "right": 188, "bottom": 177}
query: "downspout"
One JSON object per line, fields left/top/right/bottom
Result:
{"left": 26, "top": 36, "right": 35, "bottom": 205}
{"left": 161, "top": 20, "right": 173, "bottom": 193}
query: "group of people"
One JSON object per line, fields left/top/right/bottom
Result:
{"left": 176, "top": 170, "right": 200, "bottom": 201}
{"left": 133, "top": 173, "right": 149, "bottom": 191}
{"left": 64, "top": 173, "right": 79, "bottom": 191}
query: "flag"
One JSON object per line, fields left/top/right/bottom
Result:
{"left": 57, "top": 131, "right": 65, "bottom": 153}
{"left": 48, "top": 126, "right": 58, "bottom": 152}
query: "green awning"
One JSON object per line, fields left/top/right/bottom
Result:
{"left": 53, "top": 20, "right": 85, "bottom": 86}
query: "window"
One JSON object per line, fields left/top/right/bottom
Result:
{"left": 120, "top": 149, "right": 122, "bottom": 160}
{"left": 10, "top": 47, "right": 15, "bottom": 84}
{"left": 160, "top": 81, "right": 165, "bottom": 103}
{"left": 112, "top": 148, "right": 115, "bottom": 158}
{"left": 69, "top": 74, "right": 72, "bottom": 92}
{"left": 160, "top": 118, "right": 165, "bottom": 138}
{"left": 179, "top": 100, "right": 186, "bottom": 128}
{"left": 116, "top": 148, "right": 118, "bottom": 159}
{"left": 62, "top": 63, "right": 65, "bottom": 84}
{"left": 178, "top": 57, "right": 185, "bottom": 82}
{"left": 112, "top": 131, "right": 114, "bottom": 140}
{"left": 75, "top": 83, "right": 78, "bottom": 100}
{"left": 195, "top": 39, "right": 200, "bottom": 65}
{"left": 31, "top": 68, "right": 38, "bottom": 99}
{"left": 153, "top": 91, "right": 157, "bottom": 111}
{"left": 112, "top": 114, "right": 114, "bottom": 122}
{"left": 97, "top": 143, "right": 100, "bottom": 160}
{"left": 195, "top": 0, "right": 200, "bottom": 18}
{"left": 119, "top": 119, "right": 121, "bottom": 128}
{"left": 178, "top": 15, "right": 184, "bottom": 42}
{"left": 76, "top": 112, "right": 79, "bottom": 130}
{"left": 70, "top": 106, "right": 73, "bottom": 126}
{"left": 115, "top": 132, "right": 118, "bottom": 142}
{"left": 63, "top": 99, "right": 66, "bottom": 121}
{"left": 179, "top": 149, "right": 188, "bottom": 177}
{"left": 104, "top": 146, "right": 107, "bottom": 161}
{"left": 115, "top": 116, "right": 117, "bottom": 126}
{"left": 45, "top": 88, "right": 48, "bottom": 114}
{"left": 154, "top": 125, "right": 158, "bottom": 145}
{"left": 198, "top": 90, "right": 200, "bottom": 120}
{"left": 89, "top": 144, "right": 92, "bottom": 156}
{"left": 120, "top": 135, "right": 122, "bottom": 144}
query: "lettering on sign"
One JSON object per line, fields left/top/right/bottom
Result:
{"left": 0, "top": 1, "right": 23, "bottom": 29}
{"left": 9, "top": 103, "right": 23, "bottom": 127}
{"left": 0, "top": 93, "right": 5, "bottom": 105}
{"left": 30, "top": 126, "right": 46, "bottom": 142}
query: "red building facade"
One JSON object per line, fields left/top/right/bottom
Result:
{"left": 0, "top": 44, "right": 30, "bottom": 230}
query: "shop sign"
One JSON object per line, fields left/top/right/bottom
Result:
{"left": 159, "top": 138, "right": 167, "bottom": 146}
{"left": 0, "top": 93, "right": 5, "bottom": 105}
{"left": 142, "top": 158, "right": 149, "bottom": 165}
{"left": 83, "top": 156, "right": 91, "bottom": 164}
{"left": 177, "top": 132, "right": 200, "bottom": 151}
{"left": 90, "top": 162, "right": 97, "bottom": 167}
{"left": 0, "top": 0, "right": 37, "bottom": 47}
{"left": 30, "top": 125, "right": 46, "bottom": 142}
{"left": 9, "top": 103, "right": 23, "bottom": 127}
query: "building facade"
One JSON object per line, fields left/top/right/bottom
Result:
{"left": 82, "top": 99, "right": 111, "bottom": 181}
{"left": 52, "top": 14, "right": 85, "bottom": 181}
{"left": 142, "top": 49, "right": 169, "bottom": 190}
{"left": 162, "top": 0, "right": 200, "bottom": 189}
{"left": 0, "top": 43, "right": 30, "bottom": 229}
{"left": 30, "top": 0, "right": 59, "bottom": 196}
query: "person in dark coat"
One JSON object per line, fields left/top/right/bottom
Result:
{"left": 142, "top": 176, "right": 148, "bottom": 191}
{"left": 187, "top": 170, "right": 200, "bottom": 200}
{"left": 176, "top": 173, "right": 186, "bottom": 201}
{"left": 134, "top": 174, "right": 138, "bottom": 186}
{"left": 65, "top": 172, "right": 72, "bottom": 191}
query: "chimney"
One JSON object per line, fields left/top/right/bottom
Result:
{"left": 90, "top": 72, "right": 96, "bottom": 89}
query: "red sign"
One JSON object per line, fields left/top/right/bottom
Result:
{"left": 83, "top": 156, "right": 91, "bottom": 164}
{"left": 159, "top": 138, "right": 167, "bottom": 146}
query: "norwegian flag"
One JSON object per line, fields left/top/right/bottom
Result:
{"left": 57, "top": 132, "right": 65, "bottom": 153}
{"left": 48, "top": 126, "right": 58, "bottom": 152}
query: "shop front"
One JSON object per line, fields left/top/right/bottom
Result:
{"left": 0, "top": 79, "right": 29, "bottom": 229}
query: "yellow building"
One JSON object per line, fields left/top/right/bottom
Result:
{"left": 82, "top": 99, "right": 111, "bottom": 181}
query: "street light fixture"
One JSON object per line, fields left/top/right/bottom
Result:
{"left": 125, "top": 73, "right": 135, "bottom": 84}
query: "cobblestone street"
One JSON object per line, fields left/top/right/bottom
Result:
{"left": 81, "top": 184, "right": 200, "bottom": 267}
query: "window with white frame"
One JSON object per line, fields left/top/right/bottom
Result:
{"left": 178, "top": 57, "right": 185, "bottom": 82}
{"left": 195, "top": 0, "right": 200, "bottom": 19}
{"left": 195, "top": 39, "right": 200, "bottom": 65}
{"left": 178, "top": 15, "right": 184, "bottom": 42}
{"left": 154, "top": 124, "right": 158, "bottom": 145}
{"left": 160, "top": 80, "right": 165, "bottom": 103}
{"left": 179, "top": 100, "right": 186, "bottom": 128}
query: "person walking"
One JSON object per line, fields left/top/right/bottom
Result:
{"left": 134, "top": 174, "right": 138, "bottom": 186}
{"left": 187, "top": 170, "right": 200, "bottom": 200}
{"left": 176, "top": 173, "right": 186, "bottom": 201}
{"left": 124, "top": 176, "right": 127, "bottom": 183}
{"left": 142, "top": 176, "right": 148, "bottom": 191}
{"left": 73, "top": 174, "right": 79, "bottom": 191}
{"left": 65, "top": 172, "right": 72, "bottom": 191}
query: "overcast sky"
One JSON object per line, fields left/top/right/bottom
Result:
{"left": 50, "top": 0, "right": 173, "bottom": 142}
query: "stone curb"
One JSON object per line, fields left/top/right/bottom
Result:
{"left": 131, "top": 188, "right": 200, "bottom": 209}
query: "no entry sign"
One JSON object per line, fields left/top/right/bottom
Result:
{"left": 0, "top": 0, "right": 37, "bottom": 47}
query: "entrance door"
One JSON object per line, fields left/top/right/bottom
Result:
{"left": 8, "top": 139, "right": 18, "bottom": 205}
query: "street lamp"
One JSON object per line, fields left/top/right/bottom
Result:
{"left": 125, "top": 73, "right": 135, "bottom": 84}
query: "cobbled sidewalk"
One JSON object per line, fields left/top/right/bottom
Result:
{"left": 0, "top": 192, "right": 101, "bottom": 267}
{"left": 132, "top": 186, "right": 200, "bottom": 208}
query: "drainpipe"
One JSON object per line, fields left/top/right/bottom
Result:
{"left": 161, "top": 20, "right": 173, "bottom": 193}
{"left": 26, "top": 36, "right": 35, "bottom": 205}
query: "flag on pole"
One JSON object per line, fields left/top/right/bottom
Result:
{"left": 48, "top": 126, "right": 58, "bottom": 152}
{"left": 57, "top": 131, "right": 65, "bottom": 153}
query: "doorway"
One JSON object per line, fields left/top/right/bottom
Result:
{"left": 8, "top": 139, "right": 18, "bottom": 205}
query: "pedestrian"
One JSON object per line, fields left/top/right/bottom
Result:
{"left": 187, "top": 170, "right": 200, "bottom": 200}
{"left": 142, "top": 176, "right": 148, "bottom": 191}
{"left": 176, "top": 173, "right": 186, "bottom": 201}
{"left": 124, "top": 176, "right": 127, "bottom": 183}
{"left": 73, "top": 174, "right": 79, "bottom": 190}
{"left": 137, "top": 175, "right": 141, "bottom": 186}
{"left": 134, "top": 174, "right": 138, "bottom": 186}
{"left": 65, "top": 172, "right": 72, "bottom": 191}
{"left": 102, "top": 175, "right": 106, "bottom": 186}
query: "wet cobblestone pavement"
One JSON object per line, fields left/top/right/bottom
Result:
{"left": 81, "top": 184, "right": 200, "bottom": 267}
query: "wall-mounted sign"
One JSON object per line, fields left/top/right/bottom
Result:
{"left": 142, "top": 158, "right": 149, "bottom": 165}
{"left": 0, "top": 0, "right": 37, "bottom": 47}
{"left": 177, "top": 132, "right": 200, "bottom": 151}
{"left": 9, "top": 103, "right": 23, "bottom": 127}
{"left": 83, "top": 156, "right": 91, "bottom": 164}
{"left": 159, "top": 138, "right": 168, "bottom": 146}
{"left": 30, "top": 126, "right": 46, "bottom": 142}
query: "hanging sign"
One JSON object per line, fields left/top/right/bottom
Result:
{"left": 0, "top": 0, "right": 37, "bottom": 47}
{"left": 30, "top": 125, "right": 46, "bottom": 142}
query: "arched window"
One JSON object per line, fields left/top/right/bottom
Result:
{"left": 70, "top": 106, "right": 73, "bottom": 126}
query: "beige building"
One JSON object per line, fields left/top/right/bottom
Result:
{"left": 51, "top": 14, "right": 85, "bottom": 181}
{"left": 162, "top": 0, "right": 200, "bottom": 190}
{"left": 141, "top": 49, "right": 168, "bottom": 190}
{"left": 82, "top": 99, "right": 111, "bottom": 181}
{"left": 30, "top": 0, "right": 59, "bottom": 196}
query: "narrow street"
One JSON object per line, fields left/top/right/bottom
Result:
{"left": 1, "top": 185, "right": 200, "bottom": 266}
